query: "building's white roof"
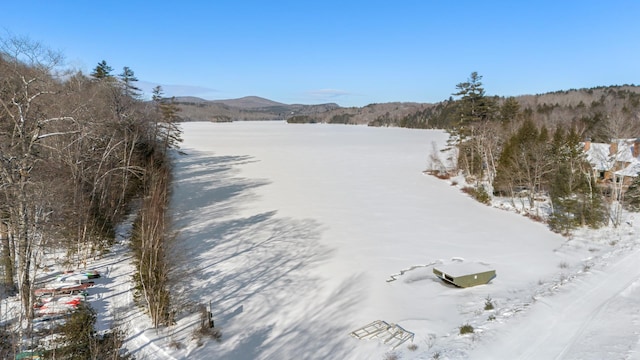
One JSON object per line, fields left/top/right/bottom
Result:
{"left": 585, "top": 143, "right": 613, "bottom": 170}
{"left": 616, "top": 161, "right": 640, "bottom": 177}
{"left": 434, "top": 262, "right": 495, "bottom": 277}
{"left": 584, "top": 139, "right": 640, "bottom": 177}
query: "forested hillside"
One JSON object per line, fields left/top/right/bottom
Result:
{"left": 178, "top": 83, "right": 640, "bottom": 138}
{"left": 0, "top": 36, "right": 180, "bottom": 358}
{"left": 417, "top": 73, "right": 640, "bottom": 235}
{"left": 391, "top": 83, "right": 640, "bottom": 138}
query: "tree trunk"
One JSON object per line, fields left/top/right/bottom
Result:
{"left": 0, "top": 221, "right": 14, "bottom": 292}
{"left": 17, "top": 196, "right": 33, "bottom": 320}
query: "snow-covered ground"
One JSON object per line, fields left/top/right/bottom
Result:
{"left": 61, "top": 121, "right": 640, "bottom": 359}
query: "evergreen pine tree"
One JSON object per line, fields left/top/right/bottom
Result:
{"left": 548, "top": 127, "right": 607, "bottom": 233}
{"left": 152, "top": 86, "right": 183, "bottom": 152}
{"left": 90, "top": 60, "right": 113, "bottom": 79}
{"left": 453, "top": 72, "right": 496, "bottom": 128}
{"left": 624, "top": 175, "right": 640, "bottom": 211}
{"left": 119, "top": 66, "right": 141, "bottom": 98}
{"left": 451, "top": 72, "right": 497, "bottom": 178}
{"left": 500, "top": 96, "right": 521, "bottom": 125}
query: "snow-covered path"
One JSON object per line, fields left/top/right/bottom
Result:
{"left": 91, "top": 213, "right": 178, "bottom": 360}
{"left": 470, "top": 245, "right": 640, "bottom": 359}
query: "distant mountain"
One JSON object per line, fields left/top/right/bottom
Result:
{"left": 211, "top": 96, "right": 286, "bottom": 109}
{"left": 173, "top": 95, "right": 430, "bottom": 124}
{"left": 174, "top": 96, "right": 341, "bottom": 122}
{"left": 173, "top": 96, "right": 209, "bottom": 103}
{"left": 173, "top": 85, "right": 640, "bottom": 128}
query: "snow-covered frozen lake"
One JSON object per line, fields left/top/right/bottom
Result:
{"left": 119, "top": 120, "right": 640, "bottom": 359}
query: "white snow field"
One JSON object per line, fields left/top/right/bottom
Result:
{"left": 91, "top": 120, "right": 639, "bottom": 359}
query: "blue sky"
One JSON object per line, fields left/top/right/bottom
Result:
{"left": 2, "top": 1, "right": 639, "bottom": 107}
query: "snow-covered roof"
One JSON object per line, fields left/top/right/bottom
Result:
{"left": 434, "top": 262, "right": 495, "bottom": 277}
{"left": 584, "top": 139, "right": 640, "bottom": 177}
{"left": 616, "top": 161, "right": 640, "bottom": 177}
{"left": 584, "top": 143, "right": 613, "bottom": 170}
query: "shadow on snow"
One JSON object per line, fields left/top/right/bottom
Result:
{"left": 158, "top": 150, "right": 361, "bottom": 358}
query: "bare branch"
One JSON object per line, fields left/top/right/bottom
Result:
{"left": 40, "top": 116, "right": 75, "bottom": 125}
{"left": 36, "top": 130, "right": 81, "bottom": 140}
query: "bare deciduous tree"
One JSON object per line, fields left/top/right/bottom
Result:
{"left": 0, "top": 35, "right": 75, "bottom": 324}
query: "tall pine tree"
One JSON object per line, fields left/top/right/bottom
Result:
{"left": 451, "top": 72, "right": 498, "bottom": 179}
{"left": 152, "top": 86, "right": 182, "bottom": 153}
{"left": 119, "top": 66, "right": 141, "bottom": 98}
{"left": 623, "top": 175, "right": 640, "bottom": 211}
{"left": 453, "top": 72, "right": 496, "bottom": 127}
{"left": 547, "top": 127, "right": 606, "bottom": 233}
{"left": 91, "top": 60, "right": 113, "bottom": 79}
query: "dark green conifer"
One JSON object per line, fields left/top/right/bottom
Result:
{"left": 119, "top": 66, "right": 141, "bottom": 98}
{"left": 90, "top": 60, "right": 113, "bottom": 79}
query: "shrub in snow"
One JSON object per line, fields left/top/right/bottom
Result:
{"left": 484, "top": 295, "right": 494, "bottom": 310}
{"left": 50, "top": 303, "right": 131, "bottom": 359}
{"left": 169, "top": 338, "right": 184, "bottom": 350}
{"left": 461, "top": 186, "right": 491, "bottom": 205}
{"left": 192, "top": 304, "right": 222, "bottom": 344}
{"left": 459, "top": 324, "right": 474, "bottom": 335}
{"left": 383, "top": 351, "right": 399, "bottom": 360}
